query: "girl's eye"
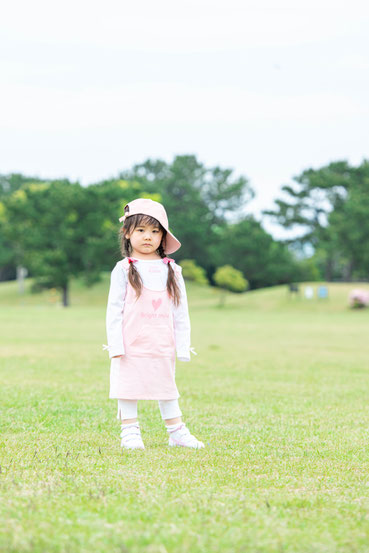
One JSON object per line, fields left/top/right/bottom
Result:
{"left": 136, "top": 228, "right": 160, "bottom": 233}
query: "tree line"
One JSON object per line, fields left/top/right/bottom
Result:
{"left": 264, "top": 159, "right": 369, "bottom": 282}
{"left": 1, "top": 155, "right": 367, "bottom": 306}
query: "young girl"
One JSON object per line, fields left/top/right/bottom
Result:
{"left": 104, "top": 198, "right": 204, "bottom": 451}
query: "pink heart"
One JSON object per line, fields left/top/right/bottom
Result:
{"left": 152, "top": 298, "right": 162, "bottom": 311}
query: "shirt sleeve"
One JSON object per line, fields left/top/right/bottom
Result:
{"left": 105, "top": 262, "right": 127, "bottom": 359}
{"left": 172, "top": 265, "right": 192, "bottom": 362}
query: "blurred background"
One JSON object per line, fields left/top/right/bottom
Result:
{"left": 2, "top": 4, "right": 369, "bottom": 552}
{"left": 1, "top": 0, "right": 368, "bottom": 305}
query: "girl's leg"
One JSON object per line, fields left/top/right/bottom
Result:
{"left": 117, "top": 399, "right": 144, "bottom": 450}
{"left": 158, "top": 399, "right": 204, "bottom": 449}
{"left": 117, "top": 399, "right": 138, "bottom": 424}
{"left": 158, "top": 398, "right": 182, "bottom": 423}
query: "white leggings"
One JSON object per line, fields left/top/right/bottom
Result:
{"left": 117, "top": 399, "right": 182, "bottom": 421}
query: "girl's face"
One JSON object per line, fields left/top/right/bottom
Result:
{"left": 125, "top": 223, "right": 163, "bottom": 258}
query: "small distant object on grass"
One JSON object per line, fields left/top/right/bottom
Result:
{"left": 318, "top": 285, "right": 328, "bottom": 299}
{"left": 304, "top": 286, "right": 314, "bottom": 300}
{"left": 180, "top": 259, "right": 209, "bottom": 285}
{"left": 349, "top": 289, "right": 369, "bottom": 309}
{"left": 16, "top": 265, "right": 28, "bottom": 295}
{"left": 287, "top": 283, "right": 300, "bottom": 297}
{"left": 213, "top": 265, "right": 248, "bottom": 307}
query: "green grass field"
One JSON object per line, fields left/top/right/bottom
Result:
{"left": 1, "top": 277, "right": 369, "bottom": 553}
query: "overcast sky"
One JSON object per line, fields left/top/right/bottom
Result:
{"left": 1, "top": 0, "right": 368, "bottom": 237}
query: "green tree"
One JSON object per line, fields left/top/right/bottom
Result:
{"left": 213, "top": 264, "right": 248, "bottom": 306}
{"left": 264, "top": 160, "right": 369, "bottom": 280}
{"left": 328, "top": 172, "right": 369, "bottom": 279}
{"left": 3, "top": 180, "right": 99, "bottom": 306}
{"left": 180, "top": 259, "right": 209, "bottom": 285}
{"left": 0, "top": 213, "right": 15, "bottom": 281}
{"left": 210, "top": 216, "right": 301, "bottom": 289}
{"left": 0, "top": 173, "right": 46, "bottom": 281}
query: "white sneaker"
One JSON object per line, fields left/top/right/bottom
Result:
{"left": 120, "top": 423, "right": 145, "bottom": 450}
{"left": 168, "top": 424, "right": 204, "bottom": 449}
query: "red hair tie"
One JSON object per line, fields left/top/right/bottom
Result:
{"left": 128, "top": 257, "right": 138, "bottom": 264}
{"left": 163, "top": 257, "right": 174, "bottom": 264}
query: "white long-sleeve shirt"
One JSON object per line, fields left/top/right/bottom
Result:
{"left": 105, "top": 258, "right": 193, "bottom": 362}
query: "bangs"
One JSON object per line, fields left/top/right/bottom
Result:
{"left": 136, "top": 214, "right": 161, "bottom": 228}
{"left": 126, "top": 213, "right": 165, "bottom": 232}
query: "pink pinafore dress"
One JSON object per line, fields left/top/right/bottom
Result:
{"left": 109, "top": 260, "right": 180, "bottom": 400}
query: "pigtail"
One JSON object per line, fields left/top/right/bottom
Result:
{"left": 167, "top": 263, "right": 181, "bottom": 307}
{"left": 119, "top": 207, "right": 144, "bottom": 299}
{"left": 128, "top": 261, "right": 143, "bottom": 299}
{"left": 157, "top": 244, "right": 181, "bottom": 307}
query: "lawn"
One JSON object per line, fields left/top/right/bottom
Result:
{"left": 1, "top": 277, "right": 369, "bottom": 553}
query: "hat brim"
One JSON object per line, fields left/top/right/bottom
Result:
{"left": 164, "top": 231, "right": 181, "bottom": 254}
